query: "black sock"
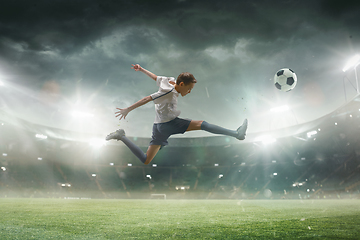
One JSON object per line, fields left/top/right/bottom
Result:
{"left": 120, "top": 136, "right": 147, "bottom": 163}
{"left": 201, "top": 121, "right": 237, "bottom": 138}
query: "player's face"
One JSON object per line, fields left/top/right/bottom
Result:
{"left": 180, "top": 82, "right": 195, "bottom": 96}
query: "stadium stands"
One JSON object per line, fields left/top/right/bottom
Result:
{"left": 1, "top": 96, "right": 360, "bottom": 199}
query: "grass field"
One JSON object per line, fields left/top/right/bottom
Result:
{"left": 0, "top": 198, "right": 359, "bottom": 239}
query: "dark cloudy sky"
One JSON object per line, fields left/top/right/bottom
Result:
{"left": 1, "top": 0, "right": 360, "bottom": 139}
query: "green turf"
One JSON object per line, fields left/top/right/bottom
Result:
{"left": 0, "top": 198, "right": 359, "bottom": 239}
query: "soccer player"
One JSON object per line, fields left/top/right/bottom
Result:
{"left": 106, "top": 64, "right": 248, "bottom": 165}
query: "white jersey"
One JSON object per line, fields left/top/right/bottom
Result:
{"left": 150, "top": 76, "right": 181, "bottom": 123}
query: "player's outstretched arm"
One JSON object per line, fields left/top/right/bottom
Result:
{"left": 131, "top": 64, "right": 157, "bottom": 81}
{"left": 115, "top": 95, "right": 152, "bottom": 120}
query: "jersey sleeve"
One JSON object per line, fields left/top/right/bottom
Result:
{"left": 155, "top": 76, "right": 166, "bottom": 87}
{"left": 150, "top": 90, "right": 162, "bottom": 101}
{"left": 151, "top": 76, "right": 175, "bottom": 101}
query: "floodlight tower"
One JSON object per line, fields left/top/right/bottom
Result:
{"left": 343, "top": 54, "right": 360, "bottom": 94}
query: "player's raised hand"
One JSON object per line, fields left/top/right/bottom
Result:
{"left": 115, "top": 108, "right": 130, "bottom": 120}
{"left": 131, "top": 64, "right": 142, "bottom": 71}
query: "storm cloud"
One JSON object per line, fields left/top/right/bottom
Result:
{"left": 0, "top": 0, "right": 360, "bottom": 138}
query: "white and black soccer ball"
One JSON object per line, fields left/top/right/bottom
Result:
{"left": 274, "top": 68, "right": 297, "bottom": 92}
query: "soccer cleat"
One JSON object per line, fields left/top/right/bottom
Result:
{"left": 105, "top": 129, "right": 125, "bottom": 141}
{"left": 236, "top": 119, "right": 248, "bottom": 140}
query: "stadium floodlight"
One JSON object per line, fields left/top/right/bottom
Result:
{"left": 307, "top": 130, "right": 317, "bottom": 138}
{"left": 342, "top": 54, "right": 360, "bottom": 72}
{"left": 270, "top": 105, "right": 289, "bottom": 113}
{"left": 35, "top": 134, "right": 48, "bottom": 139}
{"left": 214, "top": 163, "right": 219, "bottom": 167}
{"left": 152, "top": 164, "right": 157, "bottom": 167}
{"left": 273, "top": 173, "right": 278, "bottom": 176}
{"left": 127, "top": 163, "right": 132, "bottom": 167}
{"left": 343, "top": 54, "right": 360, "bottom": 94}
{"left": 92, "top": 174, "right": 96, "bottom": 177}
{"left": 109, "top": 163, "right": 114, "bottom": 166}
{"left": 38, "top": 157, "right": 43, "bottom": 161}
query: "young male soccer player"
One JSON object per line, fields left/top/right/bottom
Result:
{"left": 106, "top": 64, "right": 248, "bottom": 165}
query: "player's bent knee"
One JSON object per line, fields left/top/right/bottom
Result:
{"left": 187, "top": 120, "right": 204, "bottom": 131}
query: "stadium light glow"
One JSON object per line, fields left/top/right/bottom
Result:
{"left": 127, "top": 163, "right": 132, "bottom": 167}
{"left": 2, "top": 153, "right": 7, "bottom": 157}
{"left": 38, "top": 157, "right": 43, "bottom": 161}
{"left": 92, "top": 174, "right": 96, "bottom": 177}
{"left": 152, "top": 164, "right": 157, "bottom": 167}
{"left": 273, "top": 173, "right": 278, "bottom": 176}
{"left": 342, "top": 54, "right": 360, "bottom": 72}
{"left": 214, "top": 163, "right": 219, "bottom": 167}
{"left": 255, "top": 135, "right": 276, "bottom": 144}
{"left": 71, "top": 110, "right": 94, "bottom": 118}
{"left": 89, "top": 138, "right": 106, "bottom": 148}
{"left": 109, "top": 163, "right": 114, "bottom": 166}
{"left": 270, "top": 105, "right": 289, "bottom": 113}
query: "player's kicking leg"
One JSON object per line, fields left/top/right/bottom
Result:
{"left": 105, "top": 129, "right": 161, "bottom": 164}
{"left": 186, "top": 119, "right": 248, "bottom": 140}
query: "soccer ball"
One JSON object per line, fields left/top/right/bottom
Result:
{"left": 274, "top": 68, "right": 297, "bottom": 92}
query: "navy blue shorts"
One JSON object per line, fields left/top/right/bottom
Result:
{"left": 150, "top": 117, "right": 191, "bottom": 148}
